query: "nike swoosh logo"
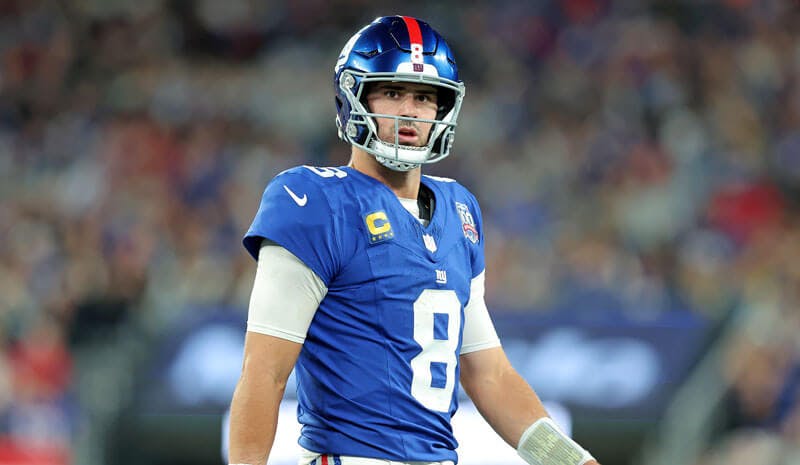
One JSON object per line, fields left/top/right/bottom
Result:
{"left": 283, "top": 185, "right": 308, "bottom": 206}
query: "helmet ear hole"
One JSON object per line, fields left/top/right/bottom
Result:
{"left": 436, "top": 88, "right": 456, "bottom": 120}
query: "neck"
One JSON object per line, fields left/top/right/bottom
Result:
{"left": 348, "top": 147, "right": 421, "bottom": 199}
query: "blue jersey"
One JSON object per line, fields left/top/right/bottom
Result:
{"left": 243, "top": 165, "right": 485, "bottom": 463}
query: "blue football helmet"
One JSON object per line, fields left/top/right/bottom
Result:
{"left": 334, "top": 16, "right": 466, "bottom": 171}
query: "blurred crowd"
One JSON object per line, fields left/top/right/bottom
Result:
{"left": 1, "top": 0, "right": 800, "bottom": 463}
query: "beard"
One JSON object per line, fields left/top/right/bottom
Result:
{"left": 378, "top": 121, "right": 430, "bottom": 147}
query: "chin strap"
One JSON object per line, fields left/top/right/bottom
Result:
{"left": 375, "top": 155, "right": 419, "bottom": 172}
{"left": 369, "top": 137, "right": 429, "bottom": 172}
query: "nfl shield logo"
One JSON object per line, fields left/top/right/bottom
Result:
{"left": 455, "top": 202, "right": 479, "bottom": 244}
{"left": 423, "top": 233, "right": 437, "bottom": 253}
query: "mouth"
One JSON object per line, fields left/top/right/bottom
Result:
{"left": 397, "top": 127, "right": 419, "bottom": 144}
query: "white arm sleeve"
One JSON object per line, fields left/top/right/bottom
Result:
{"left": 460, "top": 271, "right": 501, "bottom": 354}
{"left": 246, "top": 241, "right": 328, "bottom": 343}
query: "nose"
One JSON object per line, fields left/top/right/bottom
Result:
{"left": 398, "top": 94, "right": 418, "bottom": 118}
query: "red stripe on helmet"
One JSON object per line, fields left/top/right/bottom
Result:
{"left": 321, "top": 455, "right": 329, "bottom": 465}
{"left": 401, "top": 16, "right": 423, "bottom": 47}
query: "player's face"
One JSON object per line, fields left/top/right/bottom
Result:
{"left": 365, "top": 82, "right": 438, "bottom": 147}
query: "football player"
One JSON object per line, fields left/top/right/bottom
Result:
{"left": 228, "top": 15, "right": 600, "bottom": 465}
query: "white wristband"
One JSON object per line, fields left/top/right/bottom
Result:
{"left": 516, "top": 417, "right": 595, "bottom": 465}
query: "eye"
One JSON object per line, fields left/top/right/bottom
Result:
{"left": 416, "top": 94, "right": 437, "bottom": 105}
{"left": 384, "top": 89, "right": 399, "bottom": 98}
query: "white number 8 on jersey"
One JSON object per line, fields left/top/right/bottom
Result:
{"left": 410, "top": 289, "right": 461, "bottom": 412}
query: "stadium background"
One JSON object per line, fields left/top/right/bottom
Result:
{"left": 2, "top": 0, "right": 799, "bottom": 464}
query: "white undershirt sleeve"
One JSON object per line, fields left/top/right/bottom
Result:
{"left": 246, "top": 240, "right": 328, "bottom": 343}
{"left": 460, "top": 270, "right": 501, "bottom": 354}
